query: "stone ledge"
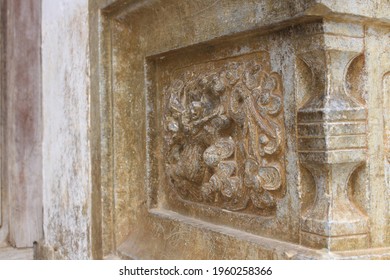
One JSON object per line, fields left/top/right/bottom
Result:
{"left": 114, "top": 209, "right": 390, "bottom": 260}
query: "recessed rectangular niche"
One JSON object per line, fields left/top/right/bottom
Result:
{"left": 146, "top": 34, "right": 287, "bottom": 233}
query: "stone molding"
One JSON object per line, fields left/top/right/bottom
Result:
{"left": 78, "top": 0, "right": 390, "bottom": 259}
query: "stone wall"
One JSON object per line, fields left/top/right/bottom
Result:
{"left": 39, "top": 0, "right": 93, "bottom": 259}
{"left": 92, "top": 0, "right": 390, "bottom": 259}
{"left": 33, "top": 0, "right": 390, "bottom": 259}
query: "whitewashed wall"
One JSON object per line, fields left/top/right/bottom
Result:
{"left": 42, "top": 0, "right": 91, "bottom": 259}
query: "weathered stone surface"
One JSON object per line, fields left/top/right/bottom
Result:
{"left": 38, "top": 0, "right": 94, "bottom": 259}
{"left": 34, "top": 0, "right": 390, "bottom": 259}
{"left": 82, "top": 0, "right": 389, "bottom": 259}
{"left": 296, "top": 23, "right": 369, "bottom": 250}
{"left": 365, "top": 25, "right": 390, "bottom": 247}
{"left": 158, "top": 52, "right": 285, "bottom": 214}
{"left": 0, "top": 246, "right": 33, "bottom": 260}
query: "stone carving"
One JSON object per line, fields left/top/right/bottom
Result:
{"left": 297, "top": 49, "right": 369, "bottom": 250}
{"left": 163, "top": 53, "right": 285, "bottom": 214}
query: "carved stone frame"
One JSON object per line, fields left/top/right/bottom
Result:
{"left": 90, "top": 0, "right": 390, "bottom": 259}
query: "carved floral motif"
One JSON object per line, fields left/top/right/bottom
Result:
{"left": 163, "top": 53, "right": 285, "bottom": 213}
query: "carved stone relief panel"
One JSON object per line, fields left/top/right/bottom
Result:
{"left": 163, "top": 52, "right": 285, "bottom": 214}
{"left": 92, "top": 0, "right": 390, "bottom": 259}
{"left": 146, "top": 33, "right": 291, "bottom": 239}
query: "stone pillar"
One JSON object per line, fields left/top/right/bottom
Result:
{"left": 297, "top": 24, "right": 369, "bottom": 250}
{"left": 38, "top": 0, "right": 102, "bottom": 259}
